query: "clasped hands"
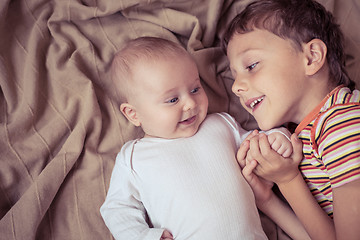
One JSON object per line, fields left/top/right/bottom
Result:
{"left": 237, "top": 130, "right": 303, "bottom": 206}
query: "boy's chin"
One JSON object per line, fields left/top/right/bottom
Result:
{"left": 257, "top": 120, "right": 275, "bottom": 131}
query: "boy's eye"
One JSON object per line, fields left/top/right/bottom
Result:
{"left": 246, "top": 62, "right": 258, "bottom": 71}
{"left": 167, "top": 97, "right": 178, "bottom": 104}
{"left": 191, "top": 87, "right": 200, "bottom": 94}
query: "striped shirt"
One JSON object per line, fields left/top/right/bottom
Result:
{"left": 295, "top": 86, "right": 360, "bottom": 217}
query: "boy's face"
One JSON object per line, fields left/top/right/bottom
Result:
{"left": 227, "top": 29, "right": 312, "bottom": 130}
{"left": 129, "top": 54, "right": 208, "bottom": 139}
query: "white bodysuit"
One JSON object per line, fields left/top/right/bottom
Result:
{"left": 100, "top": 113, "right": 268, "bottom": 240}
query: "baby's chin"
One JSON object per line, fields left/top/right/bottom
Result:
{"left": 144, "top": 129, "right": 199, "bottom": 139}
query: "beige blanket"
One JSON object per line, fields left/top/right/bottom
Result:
{"left": 1, "top": 0, "right": 359, "bottom": 239}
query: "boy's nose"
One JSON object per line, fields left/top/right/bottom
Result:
{"left": 183, "top": 96, "right": 196, "bottom": 111}
{"left": 231, "top": 77, "right": 248, "bottom": 96}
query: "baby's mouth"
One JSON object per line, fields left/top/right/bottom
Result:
{"left": 179, "top": 115, "right": 196, "bottom": 125}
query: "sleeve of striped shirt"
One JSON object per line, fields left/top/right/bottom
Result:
{"left": 317, "top": 105, "right": 360, "bottom": 188}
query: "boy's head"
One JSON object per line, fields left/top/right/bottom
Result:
{"left": 222, "top": 0, "right": 355, "bottom": 130}
{"left": 223, "top": 0, "right": 354, "bottom": 90}
{"left": 111, "top": 37, "right": 208, "bottom": 139}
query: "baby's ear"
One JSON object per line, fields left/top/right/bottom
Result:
{"left": 303, "top": 39, "right": 327, "bottom": 76}
{"left": 120, "top": 103, "right": 141, "bottom": 127}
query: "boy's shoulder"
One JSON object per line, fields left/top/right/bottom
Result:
{"left": 314, "top": 87, "right": 360, "bottom": 137}
{"left": 333, "top": 87, "right": 360, "bottom": 105}
{"left": 318, "top": 87, "right": 360, "bottom": 117}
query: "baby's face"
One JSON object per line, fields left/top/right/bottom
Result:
{"left": 130, "top": 54, "right": 208, "bottom": 139}
{"left": 227, "top": 28, "right": 311, "bottom": 130}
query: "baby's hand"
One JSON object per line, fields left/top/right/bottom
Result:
{"left": 267, "top": 132, "right": 293, "bottom": 158}
{"left": 160, "top": 229, "right": 173, "bottom": 240}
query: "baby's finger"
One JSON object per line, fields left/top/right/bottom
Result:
{"left": 270, "top": 140, "right": 282, "bottom": 152}
{"left": 275, "top": 143, "right": 289, "bottom": 156}
{"left": 281, "top": 146, "right": 293, "bottom": 158}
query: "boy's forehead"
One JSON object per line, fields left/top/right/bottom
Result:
{"left": 227, "top": 31, "right": 262, "bottom": 57}
{"left": 228, "top": 29, "right": 289, "bottom": 54}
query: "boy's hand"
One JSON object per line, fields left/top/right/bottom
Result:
{"left": 267, "top": 132, "right": 293, "bottom": 158}
{"left": 237, "top": 138, "right": 274, "bottom": 208}
{"left": 248, "top": 133, "right": 303, "bottom": 185}
{"left": 160, "top": 230, "right": 173, "bottom": 240}
{"left": 237, "top": 130, "right": 259, "bottom": 170}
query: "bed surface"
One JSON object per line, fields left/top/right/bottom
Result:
{"left": 1, "top": 0, "right": 359, "bottom": 239}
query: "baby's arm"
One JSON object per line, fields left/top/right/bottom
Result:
{"left": 100, "top": 153, "right": 172, "bottom": 240}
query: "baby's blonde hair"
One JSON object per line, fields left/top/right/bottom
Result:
{"left": 111, "top": 37, "right": 190, "bottom": 103}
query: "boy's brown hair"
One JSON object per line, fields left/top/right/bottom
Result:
{"left": 223, "top": 0, "right": 355, "bottom": 90}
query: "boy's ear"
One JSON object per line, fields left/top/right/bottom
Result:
{"left": 303, "top": 39, "right": 327, "bottom": 76}
{"left": 120, "top": 103, "right": 141, "bottom": 127}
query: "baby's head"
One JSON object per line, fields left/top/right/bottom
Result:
{"left": 223, "top": 0, "right": 354, "bottom": 89}
{"left": 111, "top": 37, "right": 208, "bottom": 139}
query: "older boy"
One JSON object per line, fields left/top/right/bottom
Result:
{"left": 224, "top": 0, "right": 360, "bottom": 239}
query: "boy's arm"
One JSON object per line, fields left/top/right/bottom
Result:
{"left": 260, "top": 190, "right": 311, "bottom": 240}
{"left": 319, "top": 111, "right": 360, "bottom": 240}
{"left": 238, "top": 140, "right": 310, "bottom": 240}
{"left": 276, "top": 171, "right": 335, "bottom": 240}
{"left": 332, "top": 179, "right": 360, "bottom": 240}
{"left": 249, "top": 133, "right": 336, "bottom": 240}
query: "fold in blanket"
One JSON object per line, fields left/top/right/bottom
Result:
{"left": 0, "top": 0, "right": 359, "bottom": 239}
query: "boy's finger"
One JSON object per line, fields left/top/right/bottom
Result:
{"left": 258, "top": 133, "right": 271, "bottom": 153}
{"left": 242, "top": 160, "right": 258, "bottom": 182}
{"left": 248, "top": 135, "right": 264, "bottom": 162}
{"left": 244, "top": 129, "right": 259, "bottom": 141}
{"left": 257, "top": 133, "right": 275, "bottom": 162}
{"left": 291, "top": 133, "right": 303, "bottom": 164}
{"left": 237, "top": 140, "right": 250, "bottom": 167}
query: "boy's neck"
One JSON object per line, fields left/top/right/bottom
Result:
{"left": 296, "top": 73, "right": 335, "bottom": 124}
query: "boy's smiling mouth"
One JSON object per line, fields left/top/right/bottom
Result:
{"left": 246, "top": 96, "right": 265, "bottom": 110}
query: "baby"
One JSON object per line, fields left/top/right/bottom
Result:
{"left": 100, "top": 36, "right": 295, "bottom": 240}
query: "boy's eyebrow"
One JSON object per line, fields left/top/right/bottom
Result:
{"left": 236, "top": 47, "right": 263, "bottom": 55}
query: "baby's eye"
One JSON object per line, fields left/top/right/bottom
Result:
{"left": 246, "top": 62, "right": 258, "bottom": 71}
{"left": 191, "top": 87, "right": 200, "bottom": 94}
{"left": 167, "top": 97, "right": 178, "bottom": 104}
